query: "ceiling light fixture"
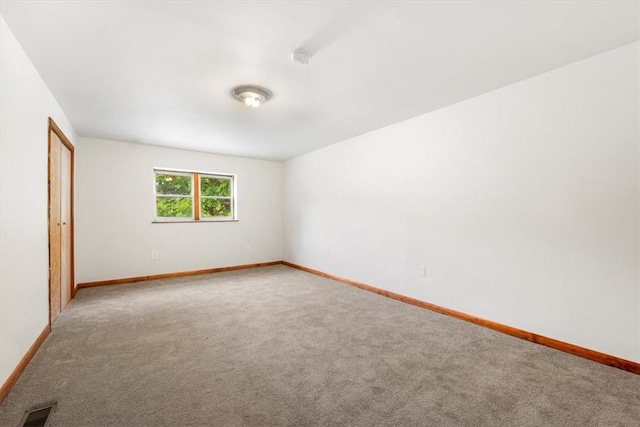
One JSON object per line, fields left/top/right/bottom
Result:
{"left": 231, "top": 85, "right": 272, "bottom": 108}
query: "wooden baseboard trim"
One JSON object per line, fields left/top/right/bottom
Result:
{"left": 282, "top": 261, "right": 640, "bottom": 375}
{"left": 0, "top": 325, "right": 51, "bottom": 404}
{"left": 77, "top": 261, "right": 284, "bottom": 289}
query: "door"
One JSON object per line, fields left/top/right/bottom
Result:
{"left": 49, "top": 119, "right": 74, "bottom": 324}
{"left": 49, "top": 133, "right": 62, "bottom": 322}
{"left": 60, "top": 140, "right": 72, "bottom": 310}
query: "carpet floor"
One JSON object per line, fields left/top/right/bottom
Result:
{"left": 0, "top": 265, "right": 639, "bottom": 426}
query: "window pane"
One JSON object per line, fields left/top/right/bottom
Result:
{"left": 201, "top": 198, "right": 232, "bottom": 217}
{"left": 156, "top": 197, "right": 192, "bottom": 217}
{"left": 156, "top": 173, "right": 191, "bottom": 195}
{"left": 200, "top": 176, "right": 231, "bottom": 197}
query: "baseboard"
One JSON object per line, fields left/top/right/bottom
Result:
{"left": 0, "top": 325, "right": 51, "bottom": 404}
{"left": 77, "top": 261, "right": 284, "bottom": 289}
{"left": 282, "top": 261, "right": 640, "bottom": 375}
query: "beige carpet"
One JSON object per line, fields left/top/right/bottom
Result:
{"left": 0, "top": 265, "right": 639, "bottom": 426}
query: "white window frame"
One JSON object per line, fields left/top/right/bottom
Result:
{"left": 153, "top": 168, "right": 237, "bottom": 223}
{"left": 198, "top": 173, "right": 236, "bottom": 222}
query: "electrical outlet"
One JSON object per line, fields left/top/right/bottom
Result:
{"left": 151, "top": 251, "right": 159, "bottom": 260}
{"left": 245, "top": 244, "right": 252, "bottom": 252}
{"left": 419, "top": 266, "right": 426, "bottom": 276}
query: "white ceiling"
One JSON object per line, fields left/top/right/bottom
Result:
{"left": 1, "top": 1, "right": 638, "bottom": 160}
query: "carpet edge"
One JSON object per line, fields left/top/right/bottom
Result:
{"left": 0, "top": 325, "right": 51, "bottom": 404}
{"left": 76, "top": 261, "right": 284, "bottom": 289}
{"left": 281, "top": 261, "right": 640, "bottom": 375}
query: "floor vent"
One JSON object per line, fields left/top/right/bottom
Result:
{"left": 18, "top": 404, "right": 56, "bottom": 427}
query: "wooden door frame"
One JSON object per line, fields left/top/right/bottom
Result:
{"left": 48, "top": 118, "right": 75, "bottom": 326}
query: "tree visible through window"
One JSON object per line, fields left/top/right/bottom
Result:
{"left": 154, "top": 169, "right": 235, "bottom": 221}
{"left": 200, "top": 176, "right": 232, "bottom": 217}
{"left": 155, "top": 172, "right": 193, "bottom": 218}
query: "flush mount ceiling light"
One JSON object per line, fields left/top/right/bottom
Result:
{"left": 231, "top": 85, "right": 272, "bottom": 108}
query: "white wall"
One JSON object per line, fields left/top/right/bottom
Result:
{"left": 0, "top": 17, "right": 77, "bottom": 386}
{"left": 75, "top": 138, "right": 282, "bottom": 283}
{"left": 284, "top": 42, "right": 640, "bottom": 362}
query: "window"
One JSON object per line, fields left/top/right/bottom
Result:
{"left": 154, "top": 169, "right": 236, "bottom": 222}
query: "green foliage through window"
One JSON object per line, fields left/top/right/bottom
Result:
{"left": 201, "top": 198, "right": 231, "bottom": 217}
{"left": 154, "top": 170, "right": 235, "bottom": 221}
{"left": 156, "top": 197, "right": 192, "bottom": 217}
{"left": 201, "top": 177, "right": 230, "bottom": 197}
{"left": 156, "top": 174, "right": 191, "bottom": 195}
{"left": 200, "top": 176, "right": 232, "bottom": 218}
